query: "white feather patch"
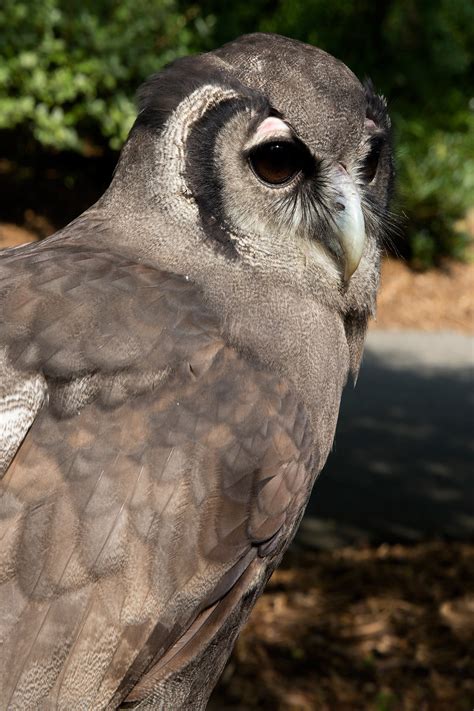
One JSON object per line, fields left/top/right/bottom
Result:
{"left": 0, "top": 355, "right": 46, "bottom": 476}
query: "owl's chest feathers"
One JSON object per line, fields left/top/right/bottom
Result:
{"left": 201, "top": 269, "right": 356, "bottom": 463}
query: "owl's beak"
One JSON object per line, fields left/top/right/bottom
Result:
{"left": 332, "top": 166, "right": 365, "bottom": 281}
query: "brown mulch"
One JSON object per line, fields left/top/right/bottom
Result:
{"left": 371, "top": 258, "right": 474, "bottom": 335}
{"left": 0, "top": 222, "right": 40, "bottom": 249}
{"left": 211, "top": 542, "right": 474, "bottom": 711}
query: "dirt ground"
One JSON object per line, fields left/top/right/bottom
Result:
{"left": 372, "top": 258, "right": 473, "bottom": 335}
{"left": 211, "top": 543, "right": 474, "bottom": 711}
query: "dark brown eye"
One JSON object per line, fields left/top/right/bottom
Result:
{"left": 361, "top": 135, "right": 385, "bottom": 183}
{"left": 248, "top": 141, "right": 306, "bottom": 186}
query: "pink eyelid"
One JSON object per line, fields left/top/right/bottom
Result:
{"left": 255, "top": 116, "right": 292, "bottom": 139}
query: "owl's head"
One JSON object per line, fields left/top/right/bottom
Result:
{"left": 108, "top": 33, "right": 393, "bottom": 307}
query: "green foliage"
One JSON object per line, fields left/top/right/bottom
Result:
{"left": 0, "top": 0, "right": 213, "bottom": 151}
{"left": 0, "top": 0, "right": 472, "bottom": 265}
{"left": 375, "top": 689, "right": 397, "bottom": 711}
{"left": 396, "top": 115, "right": 474, "bottom": 268}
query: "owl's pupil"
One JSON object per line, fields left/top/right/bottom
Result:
{"left": 248, "top": 141, "right": 303, "bottom": 185}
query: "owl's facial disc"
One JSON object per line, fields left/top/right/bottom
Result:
{"left": 179, "top": 81, "right": 382, "bottom": 283}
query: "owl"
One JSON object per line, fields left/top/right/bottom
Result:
{"left": 0, "top": 33, "right": 393, "bottom": 710}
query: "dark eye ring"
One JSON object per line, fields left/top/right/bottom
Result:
{"left": 247, "top": 140, "right": 308, "bottom": 186}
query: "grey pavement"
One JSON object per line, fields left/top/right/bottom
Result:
{"left": 297, "top": 330, "right": 474, "bottom": 549}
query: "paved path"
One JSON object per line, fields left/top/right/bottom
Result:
{"left": 298, "top": 330, "right": 474, "bottom": 549}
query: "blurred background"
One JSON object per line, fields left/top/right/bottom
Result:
{"left": 1, "top": 1, "right": 473, "bottom": 709}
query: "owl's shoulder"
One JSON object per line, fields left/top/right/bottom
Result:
{"left": 0, "top": 237, "right": 220, "bottom": 377}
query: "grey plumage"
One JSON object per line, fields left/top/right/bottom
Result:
{"left": 0, "top": 33, "right": 393, "bottom": 709}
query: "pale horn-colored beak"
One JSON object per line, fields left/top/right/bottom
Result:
{"left": 333, "top": 166, "right": 366, "bottom": 281}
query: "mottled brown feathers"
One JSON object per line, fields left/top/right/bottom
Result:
{"left": 0, "top": 240, "right": 314, "bottom": 709}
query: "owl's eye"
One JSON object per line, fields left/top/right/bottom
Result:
{"left": 361, "top": 135, "right": 384, "bottom": 183}
{"left": 248, "top": 141, "right": 307, "bottom": 186}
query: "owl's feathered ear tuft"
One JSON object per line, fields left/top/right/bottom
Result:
{"left": 363, "top": 78, "right": 391, "bottom": 132}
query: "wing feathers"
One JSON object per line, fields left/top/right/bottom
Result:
{"left": 0, "top": 243, "right": 314, "bottom": 707}
{"left": 0, "top": 349, "right": 46, "bottom": 477}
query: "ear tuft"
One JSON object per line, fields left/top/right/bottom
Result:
{"left": 363, "top": 78, "right": 391, "bottom": 131}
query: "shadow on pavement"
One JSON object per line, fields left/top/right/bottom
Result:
{"left": 301, "top": 343, "right": 474, "bottom": 548}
